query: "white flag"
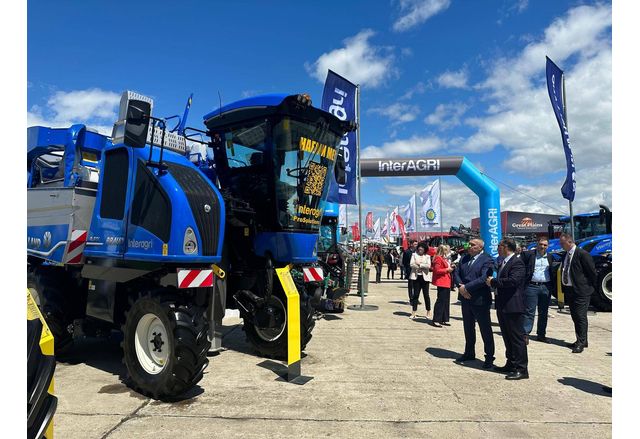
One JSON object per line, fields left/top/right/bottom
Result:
{"left": 389, "top": 207, "right": 399, "bottom": 237}
{"left": 420, "top": 180, "right": 441, "bottom": 228}
{"left": 338, "top": 204, "right": 347, "bottom": 227}
{"left": 403, "top": 195, "right": 416, "bottom": 232}
{"left": 381, "top": 216, "right": 388, "bottom": 237}
{"left": 373, "top": 218, "right": 381, "bottom": 240}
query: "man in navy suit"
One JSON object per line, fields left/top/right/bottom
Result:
{"left": 487, "top": 238, "right": 529, "bottom": 380}
{"left": 453, "top": 238, "right": 496, "bottom": 369}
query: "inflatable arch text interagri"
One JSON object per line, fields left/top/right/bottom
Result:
{"left": 360, "top": 156, "right": 502, "bottom": 257}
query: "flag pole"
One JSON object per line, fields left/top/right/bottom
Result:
{"left": 563, "top": 73, "right": 575, "bottom": 238}
{"left": 439, "top": 177, "right": 444, "bottom": 237}
{"left": 357, "top": 84, "right": 365, "bottom": 307}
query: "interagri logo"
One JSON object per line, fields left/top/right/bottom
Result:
{"left": 512, "top": 217, "right": 543, "bottom": 229}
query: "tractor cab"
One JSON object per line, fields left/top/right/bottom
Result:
{"left": 203, "top": 93, "right": 351, "bottom": 263}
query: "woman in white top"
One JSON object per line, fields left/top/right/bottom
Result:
{"left": 409, "top": 242, "right": 432, "bottom": 319}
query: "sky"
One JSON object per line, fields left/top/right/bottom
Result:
{"left": 26, "top": 0, "right": 613, "bottom": 230}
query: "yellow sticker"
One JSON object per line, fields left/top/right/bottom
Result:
{"left": 244, "top": 227, "right": 250, "bottom": 237}
{"left": 162, "top": 243, "right": 168, "bottom": 256}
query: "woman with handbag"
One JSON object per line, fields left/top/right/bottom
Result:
{"left": 432, "top": 245, "right": 454, "bottom": 327}
{"left": 409, "top": 242, "right": 432, "bottom": 320}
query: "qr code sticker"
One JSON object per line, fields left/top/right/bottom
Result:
{"left": 304, "top": 162, "right": 328, "bottom": 197}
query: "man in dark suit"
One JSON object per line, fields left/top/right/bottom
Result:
{"left": 560, "top": 233, "right": 597, "bottom": 353}
{"left": 487, "top": 238, "right": 528, "bottom": 380}
{"left": 520, "top": 236, "right": 555, "bottom": 343}
{"left": 453, "top": 238, "right": 496, "bottom": 369}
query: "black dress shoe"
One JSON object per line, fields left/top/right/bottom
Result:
{"left": 572, "top": 344, "right": 585, "bottom": 353}
{"left": 505, "top": 370, "right": 529, "bottom": 380}
{"left": 567, "top": 341, "right": 588, "bottom": 348}
{"left": 455, "top": 355, "right": 475, "bottom": 364}
{"left": 493, "top": 363, "right": 516, "bottom": 373}
{"left": 482, "top": 360, "right": 494, "bottom": 369}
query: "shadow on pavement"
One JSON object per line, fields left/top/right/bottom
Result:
{"left": 388, "top": 300, "right": 410, "bottom": 305}
{"left": 257, "top": 360, "right": 287, "bottom": 380}
{"left": 322, "top": 314, "right": 343, "bottom": 321}
{"left": 558, "top": 377, "right": 612, "bottom": 397}
{"left": 425, "top": 347, "right": 459, "bottom": 359}
{"left": 393, "top": 311, "right": 412, "bottom": 317}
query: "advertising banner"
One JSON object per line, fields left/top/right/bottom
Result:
{"left": 402, "top": 195, "right": 416, "bottom": 232}
{"left": 546, "top": 57, "right": 576, "bottom": 202}
{"left": 351, "top": 222, "right": 360, "bottom": 242}
{"left": 420, "top": 180, "right": 441, "bottom": 228}
{"left": 396, "top": 215, "right": 408, "bottom": 250}
{"left": 365, "top": 211, "right": 374, "bottom": 233}
{"left": 389, "top": 207, "right": 399, "bottom": 237}
{"left": 381, "top": 217, "right": 388, "bottom": 237}
{"left": 322, "top": 70, "right": 358, "bottom": 205}
{"left": 338, "top": 204, "right": 347, "bottom": 227}
{"left": 373, "top": 218, "right": 381, "bottom": 240}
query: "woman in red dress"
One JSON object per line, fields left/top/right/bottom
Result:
{"left": 431, "top": 245, "right": 454, "bottom": 327}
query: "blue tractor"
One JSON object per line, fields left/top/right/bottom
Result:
{"left": 537, "top": 205, "right": 612, "bottom": 311}
{"left": 27, "top": 91, "right": 352, "bottom": 399}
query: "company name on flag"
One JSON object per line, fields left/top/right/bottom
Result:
{"left": 420, "top": 180, "right": 441, "bottom": 228}
{"left": 321, "top": 70, "right": 357, "bottom": 205}
{"left": 546, "top": 57, "right": 576, "bottom": 202}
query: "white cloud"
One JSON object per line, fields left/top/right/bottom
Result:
{"left": 424, "top": 103, "right": 469, "bottom": 129}
{"left": 305, "top": 30, "right": 396, "bottom": 88}
{"left": 399, "top": 81, "right": 429, "bottom": 100}
{"left": 28, "top": 88, "right": 120, "bottom": 136}
{"left": 393, "top": 0, "right": 451, "bottom": 32}
{"left": 361, "top": 135, "right": 445, "bottom": 158}
{"left": 369, "top": 103, "right": 419, "bottom": 125}
{"left": 460, "top": 3, "right": 612, "bottom": 189}
{"left": 436, "top": 69, "right": 469, "bottom": 88}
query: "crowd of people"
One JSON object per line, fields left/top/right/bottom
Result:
{"left": 366, "top": 233, "right": 598, "bottom": 381}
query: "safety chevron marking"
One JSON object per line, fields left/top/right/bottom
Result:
{"left": 65, "top": 230, "right": 87, "bottom": 264}
{"left": 177, "top": 269, "right": 214, "bottom": 289}
{"left": 303, "top": 267, "right": 324, "bottom": 282}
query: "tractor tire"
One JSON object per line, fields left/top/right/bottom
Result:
{"left": 591, "top": 268, "right": 612, "bottom": 312}
{"left": 243, "top": 285, "right": 315, "bottom": 360}
{"left": 27, "top": 318, "right": 57, "bottom": 439}
{"left": 33, "top": 266, "right": 74, "bottom": 353}
{"left": 121, "top": 291, "right": 210, "bottom": 400}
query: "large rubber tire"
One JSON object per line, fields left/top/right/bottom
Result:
{"left": 32, "top": 266, "right": 74, "bottom": 353}
{"left": 27, "top": 318, "right": 57, "bottom": 439}
{"left": 243, "top": 285, "right": 315, "bottom": 360}
{"left": 121, "top": 291, "right": 210, "bottom": 400}
{"left": 591, "top": 268, "right": 612, "bottom": 312}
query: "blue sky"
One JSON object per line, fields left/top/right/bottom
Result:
{"left": 27, "top": 0, "right": 612, "bottom": 229}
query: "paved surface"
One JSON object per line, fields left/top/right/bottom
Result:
{"left": 52, "top": 271, "right": 612, "bottom": 438}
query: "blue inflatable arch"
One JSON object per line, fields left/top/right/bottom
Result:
{"left": 359, "top": 156, "right": 502, "bottom": 257}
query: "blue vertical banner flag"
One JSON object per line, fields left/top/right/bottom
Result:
{"left": 322, "top": 70, "right": 358, "bottom": 205}
{"left": 546, "top": 57, "right": 576, "bottom": 202}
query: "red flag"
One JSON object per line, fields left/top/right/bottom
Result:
{"left": 396, "top": 214, "right": 408, "bottom": 250}
{"left": 351, "top": 222, "right": 360, "bottom": 241}
{"left": 365, "top": 212, "right": 373, "bottom": 232}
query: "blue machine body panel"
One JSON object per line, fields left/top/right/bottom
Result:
{"left": 254, "top": 232, "right": 319, "bottom": 264}
{"left": 203, "top": 94, "right": 289, "bottom": 121}
{"left": 28, "top": 124, "right": 225, "bottom": 266}
{"left": 83, "top": 143, "right": 225, "bottom": 264}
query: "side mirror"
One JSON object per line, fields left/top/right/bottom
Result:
{"left": 334, "top": 146, "right": 347, "bottom": 185}
{"left": 124, "top": 100, "right": 152, "bottom": 148}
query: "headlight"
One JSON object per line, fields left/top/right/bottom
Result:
{"left": 183, "top": 227, "right": 198, "bottom": 254}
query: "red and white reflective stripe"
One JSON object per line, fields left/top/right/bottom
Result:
{"left": 303, "top": 267, "right": 324, "bottom": 282}
{"left": 177, "top": 269, "right": 214, "bottom": 289}
{"left": 65, "top": 230, "right": 87, "bottom": 264}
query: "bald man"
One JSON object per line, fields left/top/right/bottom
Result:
{"left": 453, "top": 239, "right": 496, "bottom": 369}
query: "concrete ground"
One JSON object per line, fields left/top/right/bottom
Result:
{"left": 51, "top": 271, "right": 612, "bottom": 438}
